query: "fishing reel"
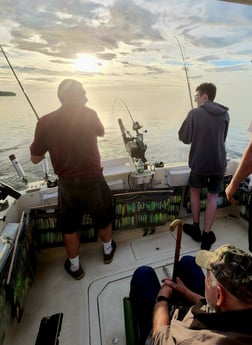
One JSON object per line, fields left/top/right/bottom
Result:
{"left": 118, "top": 118, "right": 147, "bottom": 163}
{"left": 132, "top": 120, "right": 142, "bottom": 132}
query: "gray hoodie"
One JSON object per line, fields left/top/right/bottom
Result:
{"left": 178, "top": 101, "right": 230, "bottom": 175}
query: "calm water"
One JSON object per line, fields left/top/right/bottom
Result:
{"left": 0, "top": 86, "right": 250, "bottom": 190}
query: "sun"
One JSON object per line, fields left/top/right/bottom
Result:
{"left": 74, "top": 53, "right": 102, "bottom": 73}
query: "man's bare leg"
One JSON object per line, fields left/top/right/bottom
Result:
{"left": 64, "top": 232, "right": 84, "bottom": 279}
{"left": 98, "top": 223, "right": 112, "bottom": 241}
{"left": 201, "top": 192, "right": 217, "bottom": 250}
{"left": 98, "top": 223, "right": 116, "bottom": 264}
{"left": 190, "top": 187, "right": 201, "bottom": 225}
{"left": 183, "top": 187, "right": 202, "bottom": 242}
{"left": 203, "top": 193, "right": 218, "bottom": 233}
{"left": 64, "top": 232, "right": 80, "bottom": 258}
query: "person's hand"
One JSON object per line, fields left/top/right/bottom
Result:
{"left": 162, "top": 277, "right": 203, "bottom": 303}
{"left": 225, "top": 184, "right": 238, "bottom": 204}
{"left": 162, "top": 277, "right": 188, "bottom": 297}
{"left": 158, "top": 282, "right": 173, "bottom": 300}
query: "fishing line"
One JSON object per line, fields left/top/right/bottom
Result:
{"left": 111, "top": 97, "right": 118, "bottom": 118}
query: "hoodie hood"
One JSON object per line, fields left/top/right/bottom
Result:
{"left": 201, "top": 101, "right": 229, "bottom": 116}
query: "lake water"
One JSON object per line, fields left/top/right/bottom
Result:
{"left": 0, "top": 85, "right": 250, "bottom": 190}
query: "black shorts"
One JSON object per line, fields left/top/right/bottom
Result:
{"left": 188, "top": 171, "right": 224, "bottom": 194}
{"left": 58, "top": 175, "right": 114, "bottom": 234}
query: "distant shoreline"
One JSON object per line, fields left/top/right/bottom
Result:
{"left": 0, "top": 91, "right": 16, "bottom": 96}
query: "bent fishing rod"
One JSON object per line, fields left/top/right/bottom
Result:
{"left": 114, "top": 97, "right": 147, "bottom": 163}
{"left": 0, "top": 44, "right": 49, "bottom": 180}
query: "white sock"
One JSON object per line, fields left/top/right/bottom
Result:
{"left": 69, "top": 255, "right": 80, "bottom": 272}
{"left": 103, "top": 240, "right": 112, "bottom": 255}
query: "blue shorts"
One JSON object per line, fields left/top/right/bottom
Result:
{"left": 58, "top": 175, "right": 114, "bottom": 234}
{"left": 189, "top": 171, "right": 224, "bottom": 194}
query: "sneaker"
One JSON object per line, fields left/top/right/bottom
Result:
{"left": 64, "top": 259, "right": 85, "bottom": 280}
{"left": 201, "top": 231, "right": 216, "bottom": 250}
{"left": 183, "top": 223, "right": 202, "bottom": 242}
{"left": 104, "top": 240, "right": 116, "bottom": 264}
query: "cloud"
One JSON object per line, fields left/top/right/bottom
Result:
{"left": 97, "top": 52, "right": 117, "bottom": 60}
{"left": 1, "top": 0, "right": 163, "bottom": 61}
{"left": 207, "top": 63, "right": 250, "bottom": 72}
{"left": 0, "top": 0, "right": 252, "bottom": 85}
{"left": 49, "top": 58, "right": 72, "bottom": 64}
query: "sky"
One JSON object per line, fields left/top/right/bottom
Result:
{"left": 0, "top": 0, "right": 252, "bottom": 116}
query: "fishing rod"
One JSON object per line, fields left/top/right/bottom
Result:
{"left": 113, "top": 97, "right": 147, "bottom": 163}
{"left": 174, "top": 36, "right": 194, "bottom": 109}
{"left": 0, "top": 44, "right": 39, "bottom": 120}
{"left": 118, "top": 98, "right": 135, "bottom": 124}
{"left": 0, "top": 44, "right": 49, "bottom": 181}
{"left": 113, "top": 97, "right": 143, "bottom": 132}
{"left": 118, "top": 97, "right": 146, "bottom": 134}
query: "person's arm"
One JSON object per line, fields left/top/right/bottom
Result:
{"left": 226, "top": 140, "right": 252, "bottom": 203}
{"left": 178, "top": 111, "right": 194, "bottom": 145}
{"left": 152, "top": 276, "right": 204, "bottom": 339}
{"left": 92, "top": 110, "right": 105, "bottom": 137}
{"left": 30, "top": 118, "right": 47, "bottom": 164}
{"left": 152, "top": 284, "right": 172, "bottom": 338}
{"left": 31, "top": 154, "right": 45, "bottom": 164}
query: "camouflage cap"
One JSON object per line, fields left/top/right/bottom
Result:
{"left": 196, "top": 244, "right": 252, "bottom": 304}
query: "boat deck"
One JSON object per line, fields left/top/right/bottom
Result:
{"left": 3, "top": 206, "right": 250, "bottom": 345}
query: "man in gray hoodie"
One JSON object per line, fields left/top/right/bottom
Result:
{"left": 178, "top": 82, "right": 229, "bottom": 250}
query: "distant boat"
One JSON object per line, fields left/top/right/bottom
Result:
{"left": 0, "top": 91, "right": 16, "bottom": 96}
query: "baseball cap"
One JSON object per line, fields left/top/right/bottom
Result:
{"left": 196, "top": 244, "right": 252, "bottom": 304}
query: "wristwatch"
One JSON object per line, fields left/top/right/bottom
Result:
{"left": 155, "top": 295, "right": 169, "bottom": 303}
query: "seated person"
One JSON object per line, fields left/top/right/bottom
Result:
{"left": 129, "top": 244, "right": 252, "bottom": 345}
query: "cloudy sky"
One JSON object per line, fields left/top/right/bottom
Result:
{"left": 0, "top": 0, "right": 252, "bottom": 109}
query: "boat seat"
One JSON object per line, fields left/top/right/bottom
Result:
{"left": 123, "top": 219, "right": 183, "bottom": 345}
{"left": 123, "top": 297, "right": 137, "bottom": 345}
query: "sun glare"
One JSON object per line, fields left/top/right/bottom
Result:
{"left": 74, "top": 53, "right": 102, "bottom": 73}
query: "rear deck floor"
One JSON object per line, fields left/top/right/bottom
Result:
{"left": 4, "top": 208, "right": 250, "bottom": 345}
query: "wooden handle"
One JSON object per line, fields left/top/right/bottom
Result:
{"left": 169, "top": 219, "right": 182, "bottom": 282}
